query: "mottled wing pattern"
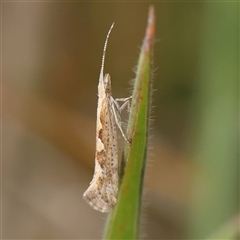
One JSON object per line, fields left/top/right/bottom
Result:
{"left": 83, "top": 97, "right": 118, "bottom": 212}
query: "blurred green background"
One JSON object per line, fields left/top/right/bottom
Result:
{"left": 2, "top": 2, "right": 239, "bottom": 239}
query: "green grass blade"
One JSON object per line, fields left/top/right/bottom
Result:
{"left": 103, "top": 6, "right": 155, "bottom": 240}
{"left": 188, "top": 4, "right": 239, "bottom": 239}
{"left": 206, "top": 214, "right": 240, "bottom": 240}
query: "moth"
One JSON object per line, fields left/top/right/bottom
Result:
{"left": 83, "top": 23, "right": 131, "bottom": 212}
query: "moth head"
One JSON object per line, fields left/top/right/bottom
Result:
{"left": 103, "top": 74, "right": 112, "bottom": 93}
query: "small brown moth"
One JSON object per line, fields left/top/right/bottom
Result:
{"left": 83, "top": 23, "right": 131, "bottom": 212}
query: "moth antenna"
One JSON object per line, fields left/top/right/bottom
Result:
{"left": 100, "top": 22, "right": 114, "bottom": 77}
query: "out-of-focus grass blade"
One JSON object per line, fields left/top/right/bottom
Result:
{"left": 205, "top": 214, "right": 240, "bottom": 240}
{"left": 188, "top": 3, "right": 239, "bottom": 239}
{"left": 103, "top": 6, "right": 155, "bottom": 240}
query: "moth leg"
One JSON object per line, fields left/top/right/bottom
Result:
{"left": 115, "top": 96, "right": 132, "bottom": 112}
{"left": 110, "top": 97, "right": 130, "bottom": 145}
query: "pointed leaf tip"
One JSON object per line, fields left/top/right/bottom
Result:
{"left": 144, "top": 6, "right": 155, "bottom": 50}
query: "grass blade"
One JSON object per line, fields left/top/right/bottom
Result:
{"left": 103, "top": 6, "right": 155, "bottom": 240}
